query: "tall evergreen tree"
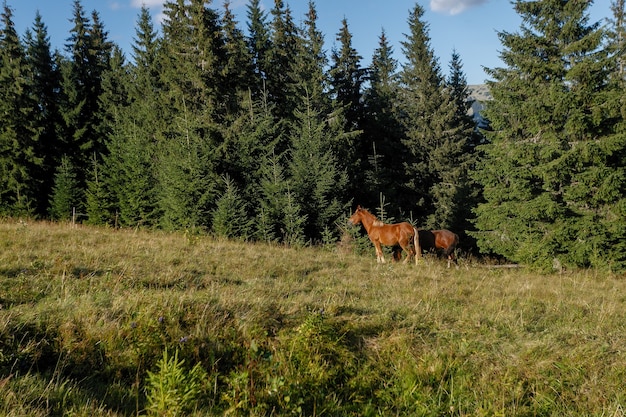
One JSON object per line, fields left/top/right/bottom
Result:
{"left": 24, "top": 12, "right": 63, "bottom": 216}
{"left": 0, "top": 3, "right": 40, "bottom": 215}
{"left": 89, "top": 10, "right": 115, "bottom": 151}
{"left": 219, "top": 90, "right": 280, "bottom": 213}
{"left": 163, "top": 0, "right": 223, "bottom": 114}
{"left": 156, "top": 0, "right": 223, "bottom": 229}
{"left": 246, "top": 0, "right": 271, "bottom": 101}
{"left": 102, "top": 5, "right": 161, "bottom": 227}
{"left": 60, "top": 0, "right": 112, "bottom": 194}
{"left": 99, "top": 45, "right": 130, "bottom": 139}
{"left": 90, "top": 45, "right": 129, "bottom": 225}
{"left": 221, "top": 0, "right": 253, "bottom": 118}
{"left": 266, "top": 0, "right": 299, "bottom": 122}
{"left": 608, "top": 0, "right": 626, "bottom": 81}
{"left": 329, "top": 18, "right": 366, "bottom": 132}
{"left": 361, "top": 30, "right": 406, "bottom": 214}
{"left": 291, "top": 1, "right": 329, "bottom": 114}
{"left": 288, "top": 95, "right": 348, "bottom": 241}
{"left": 474, "top": 0, "right": 625, "bottom": 270}
{"left": 445, "top": 50, "right": 481, "bottom": 247}
{"left": 328, "top": 18, "right": 366, "bottom": 205}
{"left": 398, "top": 4, "right": 464, "bottom": 229}
{"left": 256, "top": 149, "right": 288, "bottom": 242}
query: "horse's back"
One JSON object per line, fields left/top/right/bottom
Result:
{"left": 432, "top": 229, "right": 459, "bottom": 255}
{"left": 419, "top": 229, "right": 458, "bottom": 253}
{"left": 432, "top": 229, "right": 458, "bottom": 244}
{"left": 374, "top": 221, "right": 415, "bottom": 245}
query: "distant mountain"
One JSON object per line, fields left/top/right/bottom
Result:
{"left": 467, "top": 84, "right": 491, "bottom": 130}
{"left": 468, "top": 84, "right": 491, "bottom": 101}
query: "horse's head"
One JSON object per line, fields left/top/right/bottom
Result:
{"left": 348, "top": 205, "right": 365, "bottom": 226}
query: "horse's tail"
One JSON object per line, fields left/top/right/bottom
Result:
{"left": 413, "top": 227, "right": 421, "bottom": 265}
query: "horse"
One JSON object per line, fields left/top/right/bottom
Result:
{"left": 348, "top": 206, "right": 420, "bottom": 265}
{"left": 417, "top": 229, "right": 459, "bottom": 268}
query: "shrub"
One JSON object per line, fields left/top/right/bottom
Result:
{"left": 144, "top": 348, "right": 207, "bottom": 417}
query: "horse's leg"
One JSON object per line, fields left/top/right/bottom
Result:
{"left": 391, "top": 247, "right": 402, "bottom": 262}
{"left": 400, "top": 241, "right": 412, "bottom": 264}
{"left": 406, "top": 235, "right": 415, "bottom": 264}
{"left": 449, "top": 251, "right": 458, "bottom": 268}
{"left": 445, "top": 248, "right": 456, "bottom": 268}
{"left": 404, "top": 248, "right": 413, "bottom": 264}
{"left": 374, "top": 241, "right": 385, "bottom": 263}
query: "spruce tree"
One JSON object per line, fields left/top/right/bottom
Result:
{"left": 60, "top": 1, "right": 112, "bottom": 193}
{"left": 329, "top": 18, "right": 366, "bottom": 132}
{"left": 246, "top": 0, "right": 271, "bottom": 101}
{"left": 88, "top": 9, "right": 114, "bottom": 154}
{"left": 156, "top": 0, "right": 222, "bottom": 229}
{"left": 292, "top": 1, "right": 330, "bottom": 114}
{"left": 361, "top": 30, "right": 406, "bottom": 214}
{"left": 157, "top": 127, "right": 217, "bottom": 230}
{"left": 443, "top": 50, "right": 481, "bottom": 246}
{"left": 221, "top": 1, "right": 253, "bottom": 118}
{"left": 24, "top": 12, "right": 63, "bottom": 216}
{"left": 266, "top": 0, "right": 299, "bottom": 122}
{"left": 288, "top": 95, "right": 348, "bottom": 241}
{"left": 49, "top": 156, "right": 80, "bottom": 221}
{"left": 256, "top": 150, "right": 287, "bottom": 242}
{"left": 85, "top": 153, "right": 110, "bottom": 225}
{"left": 601, "top": 0, "right": 626, "bottom": 269}
{"left": 219, "top": 90, "right": 280, "bottom": 215}
{"left": 398, "top": 4, "right": 464, "bottom": 229}
{"left": 211, "top": 175, "right": 253, "bottom": 239}
{"left": 158, "top": 0, "right": 223, "bottom": 115}
{"left": 282, "top": 187, "right": 306, "bottom": 246}
{"left": 0, "top": 3, "right": 40, "bottom": 215}
{"left": 608, "top": 0, "right": 626, "bottom": 81}
{"left": 98, "top": 45, "right": 128, "bottom": 137}
{"left": 93, "top": 46, "right": 130, "bottom": 225}
{"left": 474, "top": 0, "right": 625, "bottom": 270}
{"left": 103, "top": 5, "right": 161, "bottom": 228}
{"left": 328, "top": 18, "right": 367, "bottom": 205}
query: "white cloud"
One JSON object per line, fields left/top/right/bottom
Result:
{"left": 430, "top": 0, "right": 489, "bottom": 15}
{"left": 129, "top": 0, "right": 166, "bottom": 25}
{"left": 130, "top": 0, "right": 166, "bottom": 8}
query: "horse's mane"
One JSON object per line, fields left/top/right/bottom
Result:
{"left": 357, "top": 207, "right": 385, "bottom": 226}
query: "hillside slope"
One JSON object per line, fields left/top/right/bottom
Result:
{"left": 0, "top": 220, "right": 624, "bottom": 416}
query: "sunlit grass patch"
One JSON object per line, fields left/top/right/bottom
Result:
{"left": 0, "top": 220, "right": 625, "bottom": 415}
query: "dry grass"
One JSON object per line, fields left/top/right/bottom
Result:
{"left": 0, "top": 219, "right": 625, "bottom": 416}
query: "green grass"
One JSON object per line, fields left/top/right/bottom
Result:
{"left": 0, "top": 219, "right": 625, "bottom": 416}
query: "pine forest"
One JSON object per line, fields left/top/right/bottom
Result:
{"left": 1, "top": 0, "right": 625, "bottom": 272}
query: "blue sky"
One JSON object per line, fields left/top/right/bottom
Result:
{"left": 7, "top": 0, "right": 613, "bottom": 85}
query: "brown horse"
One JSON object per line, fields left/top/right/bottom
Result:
{"left": 417, "top": 229, "right": 459, "bottom": 268}
{"left": 348, "top": 206, "right": 420, "bottom": 265}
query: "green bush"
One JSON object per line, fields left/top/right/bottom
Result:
{"left": 144, "top": 348, "right": 208, "bottom": 417}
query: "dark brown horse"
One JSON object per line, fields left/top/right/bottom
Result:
{"left": 348, "top": 206, "right": 420, "bottom": 264}
{"left": 418, "top": 229, "right": 459, "bottom": 268}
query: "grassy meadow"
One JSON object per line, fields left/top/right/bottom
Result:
{"left": 0, "top": 219, "right": 625, "bottom": 416}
